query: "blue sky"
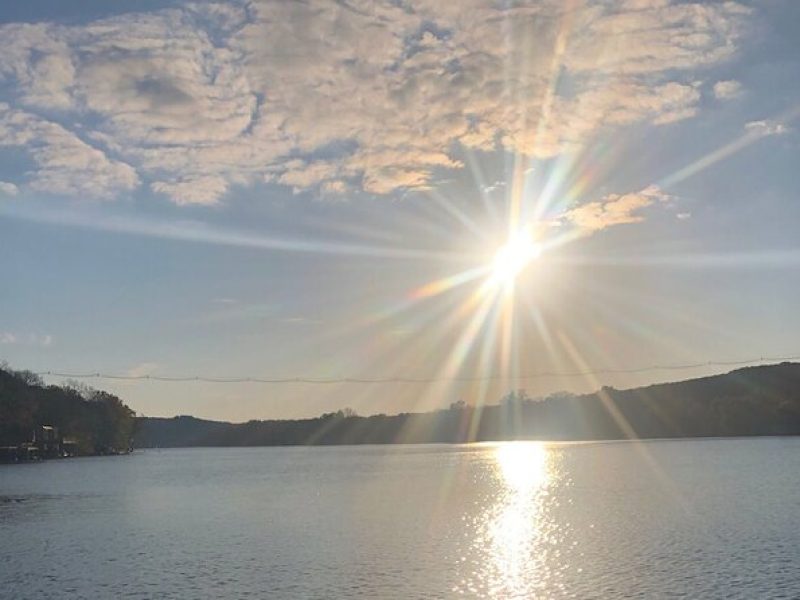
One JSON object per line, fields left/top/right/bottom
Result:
{"left": 1, "top": 0, "right": 799, "bottom": 420}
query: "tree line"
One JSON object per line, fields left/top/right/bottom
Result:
{"left": 135, "top": 362, "right": 800, "bottom": 447}
{"left": 0, "top": 365, "right": 136, "bottom": 455}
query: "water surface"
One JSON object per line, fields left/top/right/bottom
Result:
{"left": 2, "top": 438, "right": 799, "bottom": 598}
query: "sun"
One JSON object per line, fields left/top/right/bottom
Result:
{"left": 490, "top": 229, "right": 542, "bottom": 286}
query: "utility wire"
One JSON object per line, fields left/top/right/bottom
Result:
{"left": 31, "top": 354, "right": 800, "bottom": 385}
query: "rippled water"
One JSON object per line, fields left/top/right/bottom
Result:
{"left": 2, "top": 438, "right": 800, "bottom": 599}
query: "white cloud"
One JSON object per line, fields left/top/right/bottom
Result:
{"left": 0, "top": 0, "right": 750, "bottom": 204}
{"left": 0, "top": 332, "right": 54, "bottom": 346}
{"left": 276, "top": 161, "right": 343, "bottom": 194}
{"left": 713, "top": 80, "right": 742, "bottom": 100}
{"left": 745, "top": 119, "right": 789, "bottom": 137}
{"left": 127, "top": 362, "right": 159, "bottom": 378}
{"left": 151, "top": 176, "right": 229, "bottom": 206}
{"left": 482, "top": 180, "right": 506, "bottom": 193}
{"left": 0, "top": 23, "right": 76, "bottom": 110}
{"left": 564, "top": 185, "right": 671, "bottom": 233}
{"left": 0, "top": 181, "right": 18, "bottom": 196}
{"left": 0, "top": 104, "right": 139, "bottom": 198}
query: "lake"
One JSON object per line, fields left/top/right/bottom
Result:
{"left": 2, "top": 438, "right": 799, "bottom": 599}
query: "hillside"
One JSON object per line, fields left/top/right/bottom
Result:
{"left": 135, "top": 362, "right": 800, "bottom": 447}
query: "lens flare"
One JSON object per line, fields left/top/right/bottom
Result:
{"left": 490, "top": 230, "right": 542, "bottom": 286}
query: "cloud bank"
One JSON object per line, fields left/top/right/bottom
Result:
{"left": 0, "top": 0, "right": 749, "bottom": 204}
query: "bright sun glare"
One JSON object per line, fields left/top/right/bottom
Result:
{"left": 490, "top": 230, "right": 542, "bottom": 286}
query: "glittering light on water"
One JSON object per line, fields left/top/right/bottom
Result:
{"left": 489, "top": 442, "right": 551, "bottom": 597}
{"left": 496, "top": 441, "right": 548, "bottom": 492}
{"left": 454, "top": 442, "right": 564, "bottom": 598}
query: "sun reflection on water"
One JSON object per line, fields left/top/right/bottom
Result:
{"left": 496, "top": 441, "right": 548, "bottom": 492}
{"left": 491, "top": 442, "right": 551, "bottom": 597}
{"left": 457, "top": 442, "right": 564, "bottom": 598}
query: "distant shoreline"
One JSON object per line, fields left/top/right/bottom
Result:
{"left": 2, "top": 436, "right": 795, "bottom": 462}
{"left": 135, "top": 363, "right": 800, "bottom": 448}
{"left": 134, "top": 433, "right": 800, "bottom": 449}
{"left": 0, "top": 449, "right": 133, "bottom": 465}
{"left": 6, "top": 362, "right": 800, "bottom": 453}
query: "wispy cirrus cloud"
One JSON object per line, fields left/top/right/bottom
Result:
{"left": 0, "top": 1, "right": 750, "bottom": 205}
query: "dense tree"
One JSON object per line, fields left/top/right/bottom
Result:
{"left": 0, "top": 367, "right": 136, "bottom": 454}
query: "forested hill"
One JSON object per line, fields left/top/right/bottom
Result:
{"left": 0, "top": 366, "right": 136, "bottom": 455}
{"left": 136, "top": 362, "right": 800, "bottom": 447}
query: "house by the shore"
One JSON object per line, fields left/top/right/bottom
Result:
{"left": 0, "top": 426, "right": 79, "bottom": 463}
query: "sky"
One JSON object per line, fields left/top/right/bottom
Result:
{"left": 1, "top": 0, "right": 799, "bottom": 421}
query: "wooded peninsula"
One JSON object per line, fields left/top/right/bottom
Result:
{"left": 0, "top": 366, "right": 135, "bottom": 460}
